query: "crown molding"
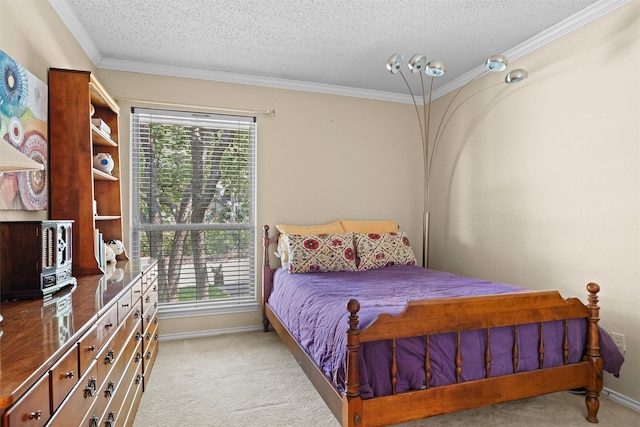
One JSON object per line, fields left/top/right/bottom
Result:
{"left": 96, "top": 57, "right": 410, "bottom": 104}
{"left": 429, "top": 0, "right": 631, "bottom": 101}
{"left": 48, "top": 0, "right": 103, "bottom": 64}
{"left": 50, "top": 0, "right": 629, "bottom": 105}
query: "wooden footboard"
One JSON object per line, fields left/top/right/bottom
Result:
{"left": 262, "top": 225, "right": 603, "bottom": 427}
{"left": 344, "top": 286, "right": 603, "bottom": 426}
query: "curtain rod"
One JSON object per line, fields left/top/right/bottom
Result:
{"left": 115, "top": 97, "right": 275, "bottom": 117}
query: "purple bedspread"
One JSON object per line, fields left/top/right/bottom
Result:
{"left": 268, "top": 265, "right": 624, "bottom": 398}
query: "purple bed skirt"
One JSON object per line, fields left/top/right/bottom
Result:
{"left": 268, "top": 265, "right": 624, "bottom": 398}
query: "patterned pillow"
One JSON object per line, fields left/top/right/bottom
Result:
{"left": 355, "top": 231, "right": 417, "bottom": 271}
{"left": 275, "top": 221, "right": 344, "bottom": 266}
{"left": 287, "top": 233, "right": 357, "bottom": 273}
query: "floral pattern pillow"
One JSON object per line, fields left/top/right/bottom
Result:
{"left": 355, "top": 231, "right": 417, "bottom": 271}
{"left": 287, "top": 233, "right": 357, "bottom": 273}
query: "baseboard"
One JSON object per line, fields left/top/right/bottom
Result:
{"left": 604, "top": 387, "right": 640, "bottom": 413}
{"left": 158, "top": 325, "right": 263, "bottom": 341}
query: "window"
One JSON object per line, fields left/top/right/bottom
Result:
{"left": 130, "top": 108, "right": 256, "bottom": 317}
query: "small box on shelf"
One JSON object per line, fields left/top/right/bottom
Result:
{"left": 91, "top": 117, "right": 111, "bottom": 135}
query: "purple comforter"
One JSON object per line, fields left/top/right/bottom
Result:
{"left": 268, "top": 266, "right": 624, "bottom": 398}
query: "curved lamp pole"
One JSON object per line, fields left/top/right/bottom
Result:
{"left": 386, "top": 54, "right": 528, "bottom": 267}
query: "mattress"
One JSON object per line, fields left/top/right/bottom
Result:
{"left": 267, "top": 265, "right": 624, "bottom": 398}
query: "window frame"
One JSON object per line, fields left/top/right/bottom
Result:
{"left": 130, "top": 107, "right": 258, "bottom": 318}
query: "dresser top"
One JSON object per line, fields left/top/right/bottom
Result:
{"left": 0, "top": 258, "right": 155, "bottom": 409}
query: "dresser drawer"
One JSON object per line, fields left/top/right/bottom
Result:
{"left": 77, "top": 325, "right": 98, "bottom": 377}
{"left": 47, "top": 361, "right": 98, "bottom": 427}
{"left": 49, "top": 346, "right": 79, "bottom": 412}
{"left": 142, "top": 284, "right": 157, "bottom": 319}
{"left": 130, "top": 276, "right": 143, "bottom": 303}
{"left": 116, "top": 288, "right": 133, "bottom": 324}
{"left": 93, "top": 304, "right": 118, "bottom": 342}
{"left": 142, "top": 263, "right": 158, "bottom": 293}
{"left": 2, "top": 372, "right": 50, "bottom": 427}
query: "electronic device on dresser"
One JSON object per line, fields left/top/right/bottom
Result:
{"left": 0, "top": 220, "right": 77, "bottom": 300}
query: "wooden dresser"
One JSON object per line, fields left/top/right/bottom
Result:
{"left": 0, "top": 258, "right": 159, "bottom": 427}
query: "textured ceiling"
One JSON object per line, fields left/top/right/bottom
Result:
{"left": 52, "top": 0, "right": 622, "bottom": 100}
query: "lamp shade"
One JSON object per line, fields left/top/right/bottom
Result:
{"left": 386, "top": 54, "right": 403, "bottom": 74}
{"left": 425, "top": 61, "right": 445, "bottom": 77}
{"left": 408, "top": 54, "right": 427, "bottom": 73}
{"left": 486, "top": 54, "right": 508, "bottom": 71}
{"left": 505, "top": 68, "right": 528, "bottom": 84}
{"left": 0, "top": 140, "right": 44, "bottom": 172}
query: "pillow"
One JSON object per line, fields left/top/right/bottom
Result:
{"left": 286, "top": 233, "right": 357, "bottom": 273}
{"left": 354, "top": 231, "right": 416, "bottom": 271}
{"left": 275, "top": 221, "right": 344, "bottom": 266}
{"left": 276, "top": 221, "right": 344, "bottom": 235}
{"left": 341, "top": 220, "right": 399, "bottom": 234}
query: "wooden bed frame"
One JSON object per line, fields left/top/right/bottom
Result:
{"left": 261, "top": 225, "right": 603, "bottom": 426}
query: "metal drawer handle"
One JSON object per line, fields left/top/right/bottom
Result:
{"left": 134, "top": 352, "right": 142, "bottom": 363}
{"left": 87, "top": 344, "right": 96, "bottom": 352}
{"left": 84, "top": 377, "right": 97, "bottom": 398}
{"left": 106, "top": 411, "right": 115, "bottom": 427}
{"left": 105, "top": 381, "right": 115, "bottom": 398}
{"left": 121, "top": 303, "right": 129, "bottom": 308}
{"left": 104, "top": 322, "right": 114, "bottom": 329}
{"left": 145, "top": 351, "right": 152, "bottom": 360}
{"left": 104, "top": 348, "right": 115, "bottom": 365}
{"left": 88, "top": 415, "right": 98, "bottom": 427}
{"left": 63, "top": 371, "right": 75, "bottom": 379}
{"left": 135, "top": 374, "right": 142, "bottom": 385}
{"left": 135, "top": 331, "right": 142, "bottom": 342}
{"left": 28, "top": 410, "right": 42, "bottom": 420}
{"left": 134, "top": 309, "right": 141, "bottom": 319}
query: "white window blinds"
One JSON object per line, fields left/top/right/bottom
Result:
{"left": 130, "top": 108, "right": 256, "bottom": 314}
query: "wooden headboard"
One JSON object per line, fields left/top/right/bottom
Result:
{"left": 262, "top": 225, "right": 279, "bottom": 331}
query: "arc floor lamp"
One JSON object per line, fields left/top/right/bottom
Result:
{"left": 386, "top": 53, "right": 528, "bottom": 267}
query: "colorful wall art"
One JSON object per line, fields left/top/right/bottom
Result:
{"left": 0, "top": 50, "right": 48, "bottom": 210}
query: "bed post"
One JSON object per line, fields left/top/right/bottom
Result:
{"left": 584, "top": 282, "right": 603, "bottom": 423}
{"left": 262, "top": 225, "right": 274, "bottom": 332}
{"left": 344, "top": 299, "right": 363, "bottom": 426}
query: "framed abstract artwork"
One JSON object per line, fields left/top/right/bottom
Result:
{"left": 0, "top": 50, "right": 48, "bottom": 210}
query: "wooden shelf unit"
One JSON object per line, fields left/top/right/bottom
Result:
{"left": 49, "top": 69, "right": 126, "bottom": 275}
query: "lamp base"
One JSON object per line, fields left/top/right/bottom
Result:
{"left": 423, "top": 211, "right": 430, "bottom": 268}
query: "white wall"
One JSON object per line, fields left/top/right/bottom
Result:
{"left": 428, "top": 2, "right": 639, "bottom": 400}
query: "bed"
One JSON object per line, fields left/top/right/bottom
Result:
{"left": 261, "top": 224, "right": 624, "bottom": 426}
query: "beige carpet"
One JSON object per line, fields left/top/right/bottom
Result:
{"left": 134, "top": 331, "right": 638, "bottom": 427}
